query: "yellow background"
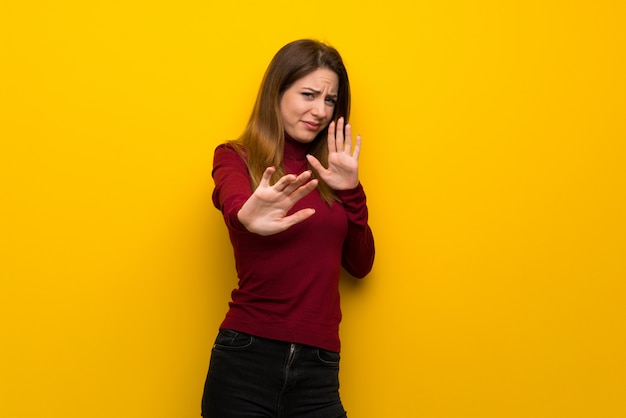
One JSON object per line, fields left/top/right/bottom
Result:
{"left": 2, "top": 1, "right": 625, "bottom": 417}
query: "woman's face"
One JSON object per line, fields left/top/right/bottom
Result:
{"left": 279, "top": 68, "right": 339, "bottom": 143}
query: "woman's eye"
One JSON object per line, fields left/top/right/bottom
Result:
{"left": 325, "top": 97, "right": 337, "bottom": 105}
{"left": 302, "top": 92, "right": 314, "bottom": 98}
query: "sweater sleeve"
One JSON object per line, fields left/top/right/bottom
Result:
{"left": 335, "top": 183, "right": 375, "bottom": 278}
{"left": 211, "top": 144, "right": 252, "bottom": 232}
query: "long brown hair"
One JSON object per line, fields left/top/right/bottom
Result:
{"left": 233, "top": 39, "right": 351, "bottom": 203}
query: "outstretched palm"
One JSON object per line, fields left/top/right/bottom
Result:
{"left": 237, "top": 167, "right": 318, "bottom": 236}
{"left": 307, "top": 117, "right": 360, "bottom": 190}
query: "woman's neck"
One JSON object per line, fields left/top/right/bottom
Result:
{"left": 283, "top": 132, "right": 311, "bottom": 161}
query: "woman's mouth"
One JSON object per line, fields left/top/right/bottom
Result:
{"left": 302, "top": 121, "right": 320, "bottom": 131}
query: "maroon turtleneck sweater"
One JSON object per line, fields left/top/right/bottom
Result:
{"left": 211, "top": 136, "right": 375, "bottom": 352}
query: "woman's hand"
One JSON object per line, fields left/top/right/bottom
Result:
{"left": 237, "top": 167, "right": 318, "bottom": 236}
{"left": 307, "top": 117, "right": 360, "bottom": 191}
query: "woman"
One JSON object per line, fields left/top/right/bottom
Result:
{"left": 202, "top": 39, "right": 375, "bottom": 418}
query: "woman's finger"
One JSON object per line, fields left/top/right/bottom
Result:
{"left": 306, "top": 154, "right": 325, "bottom": 175}
{"left": 281, "top": 170, "right": 312, "bottom": 195}
{"left": 273, "top": 173, "right": 298, "bottom": 192}
{"left": 287, "top": 178, "right": 318, "bottom": 203}
{"left": 335, "top": 117, "right": 345, "bottom": 152}
{"left": 280, "top": 207, "right": 316, "bottom": 230}
{"left": 352, "top": 134, "right": 362, "bottom": 160}
{"left": 259, "top": 166, "right": 276, "bottom": 187}
{"left": 327, "top": 120, "right": 336, "bottom": 153}
{"left": 344, "top": 123, "right": 352, "bottom": 155}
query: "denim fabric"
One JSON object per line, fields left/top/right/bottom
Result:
{"left": 201, "top": 329, "right": 347, "bottom": 418}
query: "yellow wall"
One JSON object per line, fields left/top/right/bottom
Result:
{"left": 2, "top": 1, "right": 625, "bottom": 417}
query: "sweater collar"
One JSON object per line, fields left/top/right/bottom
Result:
{"left": 283, "top": 132, "right": 311, "bottom": 161}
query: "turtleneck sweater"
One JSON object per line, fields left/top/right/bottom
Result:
{"left": 211, "top": 136, "right": 375, "bottom": 352}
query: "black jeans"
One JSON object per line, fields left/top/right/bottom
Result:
{"left": 201, "top": 329, "right": 348, "bottom": 418}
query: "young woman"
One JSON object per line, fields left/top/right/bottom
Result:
{"left": 202, "top": 39, "right": 375, "bottom": 418}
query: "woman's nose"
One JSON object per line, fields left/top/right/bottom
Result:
{"left": 311, "top": 99, "right": 327, "bottom": 118}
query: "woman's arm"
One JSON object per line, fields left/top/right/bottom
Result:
{"left": 337, "top": 184, "right": 375, "bottom": 278}
{"left": 307, "top": 118, "right": 375, "bottom": 277}
{"left": 212, "top": 144, "right": 318, "bottom": 236}
{"left": 212, "top": 144, "right": 253, "bottom": 231}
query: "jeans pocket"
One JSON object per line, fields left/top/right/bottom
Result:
{"left": 213, "top": 329, "right": 254, "bottom": 350}
{"left": 315, "top": 348, "right": 340, "bottom": 367}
